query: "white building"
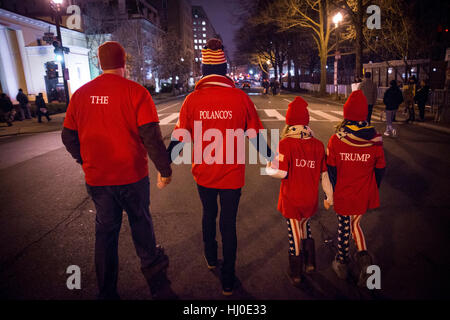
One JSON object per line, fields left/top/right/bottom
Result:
{"left": 0, "top": 8, "right": 91, "bottom": 103}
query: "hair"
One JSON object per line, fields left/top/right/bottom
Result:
{"left": 19, "top": 88, "right": 23, "bottom": 92}
{"left": 365, "top": 72, "right": 371, "bottom": 78}
{"left": 390, "top": 80, "right": 397, "bottom": 87}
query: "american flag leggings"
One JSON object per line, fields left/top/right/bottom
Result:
{"left": 286, "top": 218, "right": 311, "bottom": 256}
{"left": 337, "top": 214, "right": 367, "bottom": 262}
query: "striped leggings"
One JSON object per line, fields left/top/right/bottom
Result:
{"left": 337, "top": 214, "right": 367, "bottom": 262}
{"left": 286, "top": 218, "right": 311, "bottom": 256}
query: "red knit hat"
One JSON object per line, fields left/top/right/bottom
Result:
{"left": 343, "top": 90, "right": 368, "bottom": 121}
{"left": 98, "top": 41, "right": 126, "bottom": 70}
{"left": 286, "top": 96, "right": 309, "bottom": 126}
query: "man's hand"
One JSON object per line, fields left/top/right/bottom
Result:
{"left": 324, "top": 199, "right": 332, "bottom": 210}
{"left": 157, "top": 172, "right": 172, "bottom": 189}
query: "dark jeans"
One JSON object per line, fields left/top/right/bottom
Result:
{"left": 37, "top": 111, "right": 51, "bottom": 122}
{"left": 418, "top": 103, "right": 425, "bottom": 121}
{"left": 19, "top": 104, "right": 31, "bottom": 120}
{"left": 367, "top": 104, "right": 373, "bottom": 124}
{"left": 196, "top": 184, "right": 241, "bottom": 286}
{"left": 86, "top": 176, "right": 158, "bottom": 299}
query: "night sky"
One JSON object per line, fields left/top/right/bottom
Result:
{"left": 191, "top": 0, "right": 240, "bottom": 60}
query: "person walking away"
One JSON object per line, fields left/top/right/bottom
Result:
{"left": 383, "top": 80, "right": 403, "bottom": 137}
{"left": 16, "top": 88, "right": 31, "bottom": 120}
{"left": 326, "top": 90, "right": 386, "bottom": 287}
{"left": 358, "top": 72, "right": 377, "bottom": 125}
{"left": 167, "top": 38, "right": 273, "bottom": 296}
{"left": 414, "top": 80, "right": 430, "bottom": 122}
{"left": 266, "top": 96, "right": 334, "bottom": 286}
{"left": 0, "top": 93, "right": 15, "bottom": 126}
{"left": 35, "top": 93, "right": 51, "bottom": 123}
{"left": 403, "top": 76, "right": 416, "bottom": 123}
{"left": 61, "top": 41, "right": 174, "bottom": 300}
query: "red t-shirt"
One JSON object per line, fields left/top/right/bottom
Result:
{"left": 174, "top": 86, "right": 264, "bottom": 189}
{"left": 326, "top": 135, "right": 386, "bottom": 215}
{"left": 63, "top": 73, "right": 159, "bottom": 186}
{"left": 277, "top": 137, "right": 327, "bottom": 219}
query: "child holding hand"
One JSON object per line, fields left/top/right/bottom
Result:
{"left": 266, "top": 97, "right": 333, "bottom": 286}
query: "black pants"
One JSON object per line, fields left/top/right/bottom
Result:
{"left": 86, "top": 176, "right": 158, "bottom": 299}
{"left": 196, "top": 184, "right": 241, "bottom": 286}
{"left": 37, "top": 111, "right": 51, "bottom": 122}
{"left": 367, "top": 104, "right": 373, "bottom": 125}
{"left": 418, "top": 103, "right": 425, "bottom": 121}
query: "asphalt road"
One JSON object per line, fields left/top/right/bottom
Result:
{"left": 0, "top": 88, "right": 449, "bottom": 300}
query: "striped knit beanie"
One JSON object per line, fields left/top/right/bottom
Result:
{"left": 201, "top": 38, "right": 227, "bottom": 76}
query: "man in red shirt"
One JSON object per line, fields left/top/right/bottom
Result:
{"left": 326, "top": 90, "right": 386, "bottom": 287}
{"left": 62, "top": 41, "right": 173, "bottom": 299}
{"left": 167, "top": 39, "right": 272, "bottom": 295}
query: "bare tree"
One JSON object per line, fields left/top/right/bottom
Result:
{"left": 151, "top": 30, "right": 193, "bottom": 94}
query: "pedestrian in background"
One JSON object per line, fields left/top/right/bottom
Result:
{"left": 16, "top": 88, "right": 31, "bottom": 120}
{"left": 0, "top": 93, "right": 15, "bottom": 126}
{"left": 35, "top": 93, "right": 51, "bottom": 123}
{"left": 326, "top": 90, "right": 386, "bottom": 287}
{"left": 414, "top": 80, "right": 430, "bottom": 122}
{"left": 62, "top": 41, "right": 174, "bottom": 300}
{"left": 266, "top": 96, "right": 333, "bottom": 287}
{"left": 167, "top": 38, "right": 272, "bottom": 296}
{"left": 358, "top": 72, "right": 377, "bottom": 125}
{"left": 403, "top": 76, "right": 417, "bottom": 123}
{"left": 383, "top": 80, "right": 404, "bottom": 137}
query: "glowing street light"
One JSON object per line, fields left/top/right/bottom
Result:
{"left": 52, "top": 0, "right": 63, "bottom": 4}
{"left": 333, "top": 12, "right": 343, "bottom": 27}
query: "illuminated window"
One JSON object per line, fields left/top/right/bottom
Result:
{"left": 195, "top": 45, "right": 198, "bottom": 49}
{"left": 202, "top": 21, "right": 206, "bottom": 25}
{"left": 194, "top": 39, "right": 197, "bottom": 43}
{"left": 203, "top": 39, "right": 206, "bottom": 43}
{"left": 195, "top": 58, "right": 198, "bottom": 62}
{"left": 202, "top": 27, "right": 206, "bottom": 31}
{"left": 203, "top": 33, "right": 206, "bottom": 37}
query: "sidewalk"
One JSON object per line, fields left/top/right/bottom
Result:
{"left": 0, "top": 94, "right": 187, "bottom": 138}
{"left": 299, "top": 92, "right": 450, "bottom": 135}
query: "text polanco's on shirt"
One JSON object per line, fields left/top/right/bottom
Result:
{"left": 199, "top": 110, "right": 232, "bottom": 120}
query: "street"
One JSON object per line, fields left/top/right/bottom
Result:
{"left": 0, "top": 89, "right": 449, "bottom": 300}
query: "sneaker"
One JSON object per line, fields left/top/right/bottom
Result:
{"left": 383, "top": 131, "right": 391, "bottom": 137}
{"left": 222, "top": 287, "right": 233, "bottom": 296}
{"left": 332, "top": 256, "right": 349, "bottom": 280}
{"left": 221, "top": 273, "right": 235, "bottom": 296}
{"left": 204, "top": 255, "right": 217, "bottom": 270}
{"left": 392, "top": 129, "right": 397, "bottom": 137}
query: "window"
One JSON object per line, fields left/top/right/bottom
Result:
{"left": 194, "top": 14, "right": 198, "bottom": 18}
{"left": 195, "top": 45, "right": 198, "bottom": 49}
{"left": 203, "top": 34, "right": 206, "bottom": 38}
{"left": 194, "top": 39, "right": 197, "bottom": 43}
{"left": 194, "top": 34, "right": 197, "bottom": 37}
{"left": 202, "top": 27, "right": 206, "bottom": 31}
{"left": 203, "top": 39, "right": 206, "bottom": 43}
{"left": 193, "top": 28, "right": 197, "bottom": 31}
{"left": 193, "top": 22, "right": 196, "bottom": 25}
{"left": 202, "top": 21, "right": 206, "bottom": 25}
{"left": 195, "top": 58, "right": 198, "bottom": 62}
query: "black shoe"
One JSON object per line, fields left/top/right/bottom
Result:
{"left": 302, "top": 238, "right": 316, "bottom": 273}
{"left": 287, "top": 254, "right": 303, "bottom": 287}
{"left": 204, "top": 255, "right": 217, "bottom": 270}
{"left": 355, "top": 251, "right": 373, "bottom": 288}
{"left": 221, "top": 272, "right": 235, "bottom": 296}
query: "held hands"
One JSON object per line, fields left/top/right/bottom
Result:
{"left": 323, "top": 199, "right": 332, "bottom": 210}
{"left": 157, "top": 172, "right": 172, "bottom": 189}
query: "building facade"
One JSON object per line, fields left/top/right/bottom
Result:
{"left": 0, "top": 8, "right": 90, "bottom": 103}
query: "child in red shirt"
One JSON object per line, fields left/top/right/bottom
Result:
{"left": 326, "top": 90, "right": 386, "bottom": 287}
{"left": 266, "top": 97, "right": 333, "bottom": 286}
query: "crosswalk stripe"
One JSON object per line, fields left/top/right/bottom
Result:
{"left": 309, "top": 110, "right": 341, "bottom": 121}
{"left": 157, "top": 102, "right": 180, "bottom": 113}
{"left": 283, "top": 99, "right": 292, "bottom": 103}
{"left": 330, "top": 110, "right": 343, "bottom": 116}
{"left": 264, "top": 109, "right": 285, "bottom": 120}
{"left": 159, "top": 113, "right": 179, "bottom": 125}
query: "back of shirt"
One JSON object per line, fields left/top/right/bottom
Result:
{"left": 63, "top": 73, "right": 159, "bottom": 186}
{"left": 326, "top": 135, "right": 386, "bottom": 215}
{"left": 277, "top": 137, "right": 327, "bottom": 219}
{"left": 174, "top": 87, "right": 263, "bottom": 189}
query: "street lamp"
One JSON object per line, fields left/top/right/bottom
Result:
{"left": 50, "top": 0, "right": 70, "bottom": 107}
{"left": 333, "top": 12, "right": 343, "bottom": 97}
